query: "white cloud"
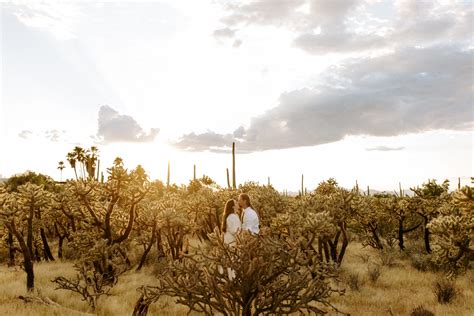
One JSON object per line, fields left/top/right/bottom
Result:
{"left": 175, "top": 46, "right": 473, "bottom": 152}
{"left": 97, "top": 105, "right": 159, "bottom": 143}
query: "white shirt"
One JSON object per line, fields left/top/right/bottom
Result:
{"left": 241, "top": 207, "right": 260, "bottom": 235}
{"left": 224, "top": 213, "right": 241, "bottom": 245}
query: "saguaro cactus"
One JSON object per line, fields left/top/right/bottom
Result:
{"left": 301, "top": 174, "right": 304, "bottom": 196}
{"left": 193, "top": 164, "right": 196, "bottom": 180}
{"left": 167, "top": 161, "right": 170, "bottom": 187}
{"left": 96, "top": 159, "right": 100, "bottom": 181}
{"left": 226, "top": 168, "right": 231, "bottom": 189}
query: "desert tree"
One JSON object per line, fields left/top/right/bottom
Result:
{"left": 133, "top": 230, "right": 345, "bottom": 316}
{"left": 428, "top": 185, "right": 474, "bottom": 277}
{"left": 411, "top": 179, "right": 450, "bottom": 253}
{"left": 0, "top": 183, "right": 52, "bottom": 291}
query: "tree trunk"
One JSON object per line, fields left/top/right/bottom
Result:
{"left": 337, "top": 222, "right": 349, "bottom": 266}
{"left": 369, "top": 224, "right": 383, "bottom": 250}
{"left": 40, "top": 228, "right": 55, "bottom": 261}
{"left": 58, "top": 235, "right": 65, "bottom": 259}
{"left": 423, "top": 217, "right": 431, "bottom": 253}
{"left": 137, "top": 224, "right": 157, "bottom": 271}
{"left": 8, "top": 231, "right": 15, "bottom": 266}
{"left": 398, "top": 218, "right": 405, "bottom": 250}
{"left": 9, "top": 221, "right": 35, "bottom": 292}
{"left": 133, "top": 295, "right": 150, "bottom": 316}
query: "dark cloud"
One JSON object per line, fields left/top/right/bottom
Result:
{"left": 366, "top": 146, "right": 405, "bottom": 152}
{"left": 174, "top": 46, "right": 473, "bottom": 152}
{"left": 97, "top": 105, "right": 159, "bottom": 143}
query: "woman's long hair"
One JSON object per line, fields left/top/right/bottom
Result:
{"left": 221, "top": 199, "right": 236, "bottom": 233}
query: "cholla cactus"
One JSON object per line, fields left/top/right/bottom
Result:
{"left": 133, "top": 230, "right": 345, "bottom": 316}
{"left": 53, "top": 239, "right": 128, "bottom": 309}
{"left": 428, "top": 186, "right": 474, "bottom": 277}
{"left": 156, "top": 194, "right": 194, "bottom": 260}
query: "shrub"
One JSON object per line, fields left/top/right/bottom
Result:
{"left": 410, "top": 253, "right": 437, "bottom": 272}
{"left": 346, "top": 273, "right": 362, "bottom": 291}
{"left": 434, "top": 279, "right": 458, "bottom": 304}
{"left": 367, "top": 263, "right": 381, "bottom": 283}
{"left": 378, "top": 249, "right": 397, "bottom": 267}
{"left": 410, "top": 305, "right": 435, "bottom": 316}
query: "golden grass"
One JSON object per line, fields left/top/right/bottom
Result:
{"left": 0, "top": 243, "right": 472, "bottom": 316}
{"left": 331, "top": 243, "right": 474, "bottom": 316}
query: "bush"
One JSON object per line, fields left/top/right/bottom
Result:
{"left": 346, "top": 273, "right": 362, "bottom": 291}
{"left": 410, "top": 305, "right": 435, "bottom": 316}
{"left": 410, "top": 253, "right": 437, "bottom": 272}
{"left": 367, "top": 264, "right": 381, "bottom": 283}
{"left": 434, "top": 279, "right": 458, "bottom": 304}
{"left": 378, "top": 249, "right": 397, "bottom": 267}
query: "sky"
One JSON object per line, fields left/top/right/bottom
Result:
{"left": 0, "top": 0, "right": 472, "bottom": 192}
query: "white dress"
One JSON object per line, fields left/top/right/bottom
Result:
{"left": 221, "top": 213, "right": 241, "bottom": 280}
{"left": 224, "top": 213, "right": 241, "bottom": 246}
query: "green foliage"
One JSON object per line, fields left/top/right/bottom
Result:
{"left": 428, "top": 186, "right": 474, "bottom": 277}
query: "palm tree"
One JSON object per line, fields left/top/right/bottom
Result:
{"left": 66, "top": 152, "right": 78, "bottom": 180}
{"left": 113, "top": 157, "right": 124, "bottom": 167}
{"left": 57, "top": 161, "right": 65, "bottom": 181}
{"left": 85, "top": 146, "right": 99, "bottom": 180}
{"left": 73, "top": 146, "right": 86, "bottom": 179}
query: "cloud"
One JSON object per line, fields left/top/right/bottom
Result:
{"left": 44, "top": 129, "right": 65, "bottom": 142}
{"left": 232, "top": 39, "right": 243, "bottom": 48}
{"left": 217, "top": 0, "right": 473, "bottom": 55}
{"left": 213, "top": 27, "right": 236, "bottom": 39}
{"left": 174, "top": 46, "right": 473, "bottom": 152}
{"left": 18, "top": 130, "right": 33, "bottom": 139}
{"left": 97, "top": 105, "right": 159, "bottom": 143}
{"left": 365, "top": 146, "right": 405, "bottom": 151}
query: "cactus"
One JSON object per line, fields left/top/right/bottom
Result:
{"left": 301, "top": 174, "right": 304, "bottom": 196}
{"left": 226, "top": 168, "right": 231, "bottom": 189}
{"left": 193, "top": 164, "right": 196, "bottom": 180}
{"left": 167, "top": 161, "right": 170, "bottom": 188}
{"left": 96, "top": 159, "right": 100, "bottom": 181}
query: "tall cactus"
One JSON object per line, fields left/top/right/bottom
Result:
{"left": 268, "top": 177, "right": 271, "bottom": 186}
{"left": 193, "top": 164, "right": 196, "bottom": 180}
{"left": 301, "top": 174, "right": 304, "bottom": 196}
{"left": 226, "top": 168, "right": 231, "bottom": 189}
{"left": 232, "top": 142, "right": 236, "bottom": 190}
{"left": 96, "top": 159, "right": 101, "bottom": 181}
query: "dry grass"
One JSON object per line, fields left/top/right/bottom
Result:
{"left": 1, "top": 243, "right": 472, "bottom": 316}
{"left": 332, "top": 243, "right": 474, "bottom": 316}
{"left": 0, "top": 261, "right": 188, "bottom": 316}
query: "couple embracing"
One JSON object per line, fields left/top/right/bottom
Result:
{"left": 221, "top": 193, "right": 260, "bottom": 247}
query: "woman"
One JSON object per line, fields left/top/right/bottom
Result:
{"left": 219, "top": 199, "right": 241, "bottom": 280}
{"left": 221, "top": 199, "right": 242, "bottom": 246}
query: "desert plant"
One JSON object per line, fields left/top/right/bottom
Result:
{"left": 346, "top": 273, "right": 362, "bottom": 291}
{"left": 434, "top": 279, "right": 458, "bottom": 304}
{"left": 378, "top": 249, "right": 397, "bottom": 267}
{"left": 367, "top": 263, "right": 381, "bottom": 283}
{"left": 410, "top": 305, "right": 435, "bottom": 316}
{"left": 133, "top": 230, "right": 346, "bottom": 316}
{"left": 428, "top": 186, "right": 474, "bottom": 277}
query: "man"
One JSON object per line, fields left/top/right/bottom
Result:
{"left": 238, "top": 193, "right": 259, "bottom": 235}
